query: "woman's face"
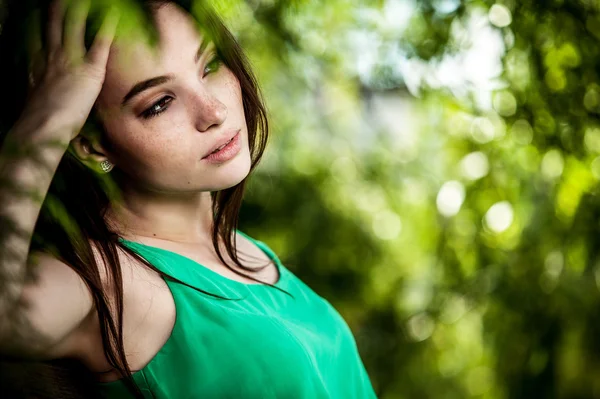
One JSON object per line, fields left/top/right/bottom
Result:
{"left": 94, "top": 3, "right": 251, "bottom": 193}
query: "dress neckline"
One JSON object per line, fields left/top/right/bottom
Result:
{"left": 117, "top": 230, "right": 287, "bottom": 289}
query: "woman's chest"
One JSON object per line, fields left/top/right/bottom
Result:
{"left": 81, "top": 237, "right": 281, "bottom": 381}
{"left": 138, "top": 289, "right": 354, "bottom": 398}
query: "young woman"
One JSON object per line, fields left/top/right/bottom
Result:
{"left": 0, "top": 0, "right": 378, "bottom": 398}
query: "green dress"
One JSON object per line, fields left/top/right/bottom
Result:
{"left": 96, "top": 230, "right": 377, "bottom": 398}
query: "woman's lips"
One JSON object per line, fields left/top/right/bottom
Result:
{"left": 202, "top": 130, "right": 241, "bottom": 163}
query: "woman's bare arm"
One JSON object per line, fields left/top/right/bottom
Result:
{"left": 0, "top": 0, "right": 118, "bottom": 358}
{"left": 0, "top": 119, "right": 90, "bottom": 358}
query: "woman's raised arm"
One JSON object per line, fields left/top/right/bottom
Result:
{"left": 0, "top": 0, "right": 118, "bottom": 358}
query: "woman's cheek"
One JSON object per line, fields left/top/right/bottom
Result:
{"left": 220, "top": 69, "right": 242, "bottom": 99}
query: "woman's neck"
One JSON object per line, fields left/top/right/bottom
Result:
{"left": 105, "top": 189, "right": 215, "bottom": 245}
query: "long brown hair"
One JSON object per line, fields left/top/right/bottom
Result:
{"left": 0, "top": 0, "right": 283, "bottom": 397}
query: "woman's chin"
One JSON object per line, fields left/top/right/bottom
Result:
{"left": 204, "top": 154, "right": 252, "bottom": 191}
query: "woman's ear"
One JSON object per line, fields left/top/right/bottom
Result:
{"left": 69, "top": 133, "right": 114, "bottom": 173}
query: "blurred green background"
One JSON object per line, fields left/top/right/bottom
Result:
{"left": 4, "top": 0, "right": 600, "bottom": 397}
{"left": 228, "top": 0, "right": 600, "bottom": 398}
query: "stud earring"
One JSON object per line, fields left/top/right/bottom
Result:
{"left": 100, "top": 160, "right": 113, "bottom": 173}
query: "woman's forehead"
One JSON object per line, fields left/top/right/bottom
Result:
{"left": 98, "top": 3, "right": 206, "bottom": 107}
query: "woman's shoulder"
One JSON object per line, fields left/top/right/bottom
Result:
{"left": 1, "top": 251, "right": 94, "bottom": 359}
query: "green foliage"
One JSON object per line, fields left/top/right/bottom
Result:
{"left": 232, "top": 0, "right": 600, "bottom": 397}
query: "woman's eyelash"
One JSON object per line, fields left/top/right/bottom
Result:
{"left": 141, "top": 96, "right": 173, "bottom": 119}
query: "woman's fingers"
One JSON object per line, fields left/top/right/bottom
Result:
{"left": 43, "top": 0, "right": 119, "bottom": 74}
{"left": 17, "top": 1, "right": 119, "bottom": 141}
{"left": 46, "top": 0, "right": 65, "bottom": 54}
{"left": 63, "top": 0, "right": 90, "bottom": 63}
{"left": 87, "top": 6, "right": 120, "bottom": 66}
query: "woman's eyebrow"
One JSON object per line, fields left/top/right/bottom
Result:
{"left": 121, "top": 75, "right": 174, "bottom": 107}
{"left": 121, "top": 40, "right": 213, "bottom": 107}
{"left": 195, "top": 39, "right": 211, "bottom": 63}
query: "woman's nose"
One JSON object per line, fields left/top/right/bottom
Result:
{"left": 192, "top": 88, "right": 228, "bottom": 132}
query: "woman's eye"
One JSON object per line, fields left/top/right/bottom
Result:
{"left": 141, "top": 96, "right": 173, "bottom": 119}
{"left": 203, "top": 55, "right": 222, "bottom": 77}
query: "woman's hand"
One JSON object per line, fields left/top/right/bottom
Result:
{"left": 18, "top": 0, "right": 119, "bottom": 142}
